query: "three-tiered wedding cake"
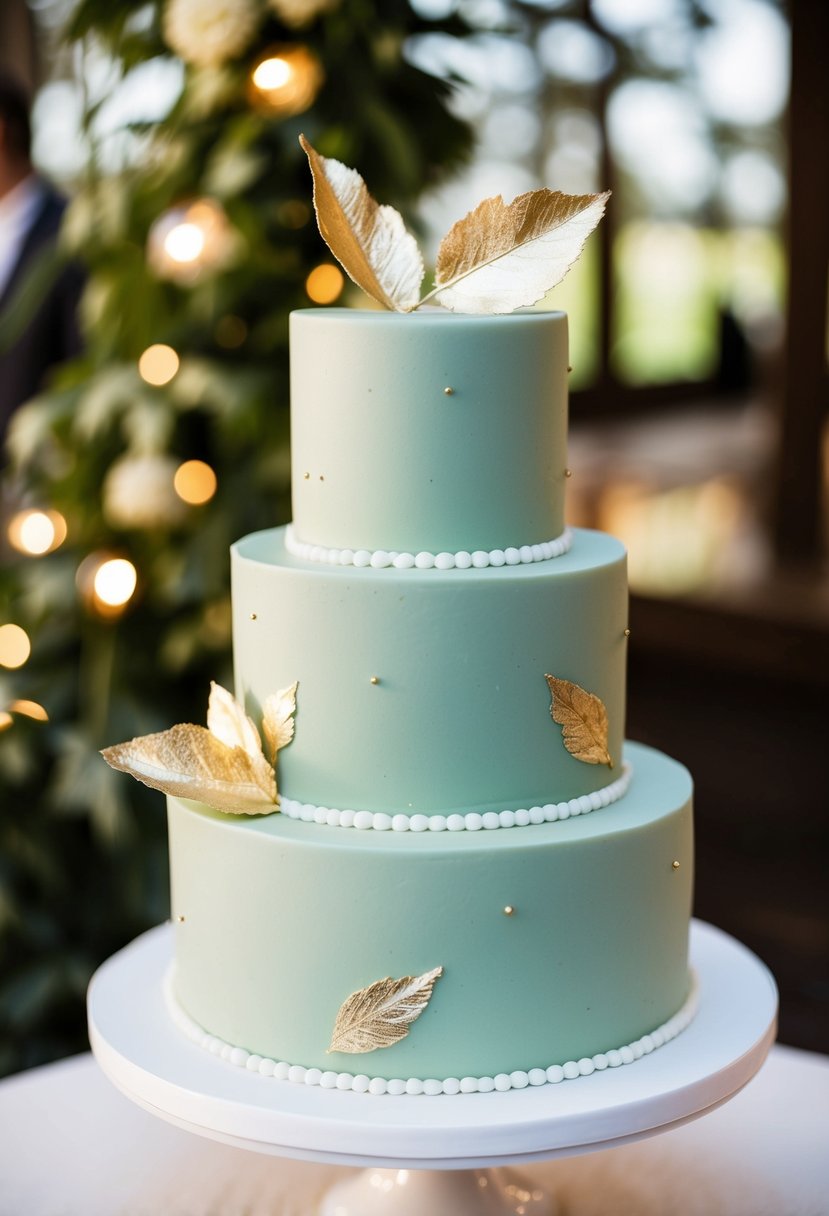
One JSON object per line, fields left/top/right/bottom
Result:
{"left": 102, "top": 142, "right": 696, "bottom": 1094}
{"left": 163, "top": 306, "right": 695, "bottom": 1095}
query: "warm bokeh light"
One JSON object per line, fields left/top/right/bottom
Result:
{"left": 93, "top": 558, "right": 138, "bottom": 609}
{"left": 16, "top": 510, "right": 54, "bottom": 554}
{"left": 11, "top": 699, "right": 49, "bottom": 721}
{"left": 252, "top": 57, "right": 293, "bottom": 91}
{"left": 305, "top": 263, "right": 344, "bottom": 304}
{"left": 174, "top": 460, "right": 218, "bottom": 505}
{"left": 147, "top": 199, "right": 235, "bottom": 283}
{"left": 8, "top": 508, "right": 67, "bottom": 556}
{"left": 163, "top": 222, "right": 205, "bottom": 264}
{"left": 0, "top": 623, "right": 31, "bottom": 669}
{"left": 248, "top": 46, "right": 324, "bottom": 117}
{"left": 138, "top": 343, "right": 180, "bottom": 386}
{"left": 0, "top": 711, "right": 12, "bottom": 732}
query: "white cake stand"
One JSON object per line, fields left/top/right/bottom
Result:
{"left": 88, "top": 920, "right": 777, "bottom": 1215}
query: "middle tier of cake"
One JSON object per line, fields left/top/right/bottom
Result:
{"left": 232, "top": 526, "right": 628, "bottom": 816}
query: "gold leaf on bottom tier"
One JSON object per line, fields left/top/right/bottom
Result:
{"left": 545, "top": 674, "right": 613, "bottom": 767}
{"left": 328, "top": 966, "right": 444, "bottom": 1054}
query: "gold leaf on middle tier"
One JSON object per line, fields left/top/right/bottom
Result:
{"left": 545, "top": 674, "right": 613, "bottom": 767}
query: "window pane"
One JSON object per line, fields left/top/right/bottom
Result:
{"left": 612, "top": 223, "right": 719, "bottom": 385}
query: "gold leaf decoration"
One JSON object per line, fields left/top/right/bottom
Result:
{"left": 101, "top": 681, "right": 299, "bottom": 815}
{"left": 101, "top": 724, "right": 276, "bottom": 814}
{"left": 300, "top": 135, "right": 424, "bottom": 313}
{"left": 328, "top": 966, "right": 443, "bottom": 1055}
{"left": 545, "top": 674, "right": 613, "bottom": 768}
{"left": 207, "top": 680, "right": 274, "bottom": 796}
{"left": 262, "top": 681, "right": 298, "bottom": 763}
{"left": 426, "top": 189, "right": 610, "bottom": 315}
{"left": 299, "top": 140, "right": 609, "bottom": 315}
{"left": 207, "top": 680, "right": 261, "bottom": 755}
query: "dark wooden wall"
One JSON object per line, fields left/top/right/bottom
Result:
{"left": 628, "top": 592, "right": 829, "bottom": 1054}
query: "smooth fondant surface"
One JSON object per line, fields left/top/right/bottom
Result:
{"left": 290, "top": 310, "right": 569, "bottom": 553}
{"left": 232, "top": 527, "right": 628, "bottom": 813}
{"left": 169, "top": 742, "right": 693, "bottom": 1083}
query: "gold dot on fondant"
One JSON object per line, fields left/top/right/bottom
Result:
{"left": 370, "top": 675, "right": 380, "bottom": 685}
{"left": 567, "top": 365, "right": 573, "bottom": 373}
{"left": 503, "top": 905, "right": 515, "bottom": 916}
{"left": 672, "top": 860, "right": 681, "bottom": 870}
{"left": 303, "top": 471, "right": 310, "bottom": 479}
{"left": 564, "top": 468, "right": 572, "bottom": 478}
{"left": 624, "top": 628, "right": 631, "bottom": 638}
{"left": 319, "top": 475, "right": 325, "bottom": 481}
{"left": 444, "top": 386, "right": 454, "bottom": 395}
{"left": 250, "top": 612, "right": 257, "bottom": 620}
{"left": 176, "top": 914, "right": 186, "bottom": 922}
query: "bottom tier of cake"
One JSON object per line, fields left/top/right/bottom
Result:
{"left": 167, "top": 741, "right": 693, "bottom": 1088}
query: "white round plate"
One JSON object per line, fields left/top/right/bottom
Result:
{"left": 88, "top": 920, "right": 777, "bottom": 1169}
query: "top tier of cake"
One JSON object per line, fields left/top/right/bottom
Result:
{"left": 290, "top": 309, "right": 568, "bottom": 556}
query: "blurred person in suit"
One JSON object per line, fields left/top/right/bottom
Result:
{"left": 0, "top": 72, "right": 83, "bottom": 463}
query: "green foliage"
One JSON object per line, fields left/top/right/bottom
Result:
{"left": 0, "top": 0, "right": 471, "bottom": 1076}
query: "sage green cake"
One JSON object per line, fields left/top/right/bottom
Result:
{"left": 167, "top": 309, "right": 695, "bottom": 1094}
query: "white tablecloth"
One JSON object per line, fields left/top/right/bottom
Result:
{"left": 0, "top": 1045, "right": 826, "bottom": 1215}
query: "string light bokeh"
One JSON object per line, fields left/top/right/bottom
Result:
{"left": 9, "top": 700, "right": 49, "bottom": 722}
{"left": 248, "top": 45, "right": 324, "bottom": 116}
{"left": 173, "top": 460, "right": 218, "bottom": 505}
{"left": 93, "top": 558, "right": 138, "bottom": 609}
{"left": 0, "top": 624, "right": 32, "bottom": 669}
{"left": 305, "top": 263, "right": 344, "bottom": 304}
{"left": 7, "top": 509, "right": 68, "bottom": 556}
{"left": 147, "top": 199, "right": 236, "bottom": 283}
{"left": 76, "top": 554, "right": 139, "bottom": 618}
{"left": 138, "top": 344, "right": 180, "bottom": 386}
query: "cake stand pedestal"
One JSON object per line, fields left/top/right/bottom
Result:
{"left": 88, "top": 920, "right": 777, "bottom": 1216}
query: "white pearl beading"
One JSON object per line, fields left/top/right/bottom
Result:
{"left": 285, "top": 525, "right": 573, "bottom": 570}
{"left": 278, "top": 763, "right": 632, "bottom": 833}
{"left": 165, "top": 967, "right": 698, "bottom": 1096}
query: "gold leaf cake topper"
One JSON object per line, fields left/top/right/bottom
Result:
{"left": 328, "top": 966, "right": 443, "bottom": 1054}
{"left": 300, "top": 135, "right": 608, "bottom": 315}
{"left": 430, "top": 190, "right": 610, "bottom": 315}
{"left": 300, "top": 135, "right": 424, "bottom": 312}
{"left": 545, "top": 674, "right": 613, "bottom": 768}
{"left": 101, "top": 680, "right": 297, "bottom": 815}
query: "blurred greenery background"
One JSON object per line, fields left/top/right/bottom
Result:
{"left": 0, "top": 0, "right": 475, "bottom": 1077}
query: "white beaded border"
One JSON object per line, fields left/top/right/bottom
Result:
{"left": 285, "top": 524, "right": 573, "bottom": 570}
{"left": 278, "top": 763, "right": 632, "bottom": 834}
{"left": 164, "top": 967, "right": 698, "bottom": 1096}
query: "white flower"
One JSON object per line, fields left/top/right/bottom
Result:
{"left": 163, "top": 0, "right": 262, "bottom": 68}
{"left": 268, "top": 0, "right": 339, "bottom": 29}
{"left": 103, "top": 455, "right": 187, "bottom": 530}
